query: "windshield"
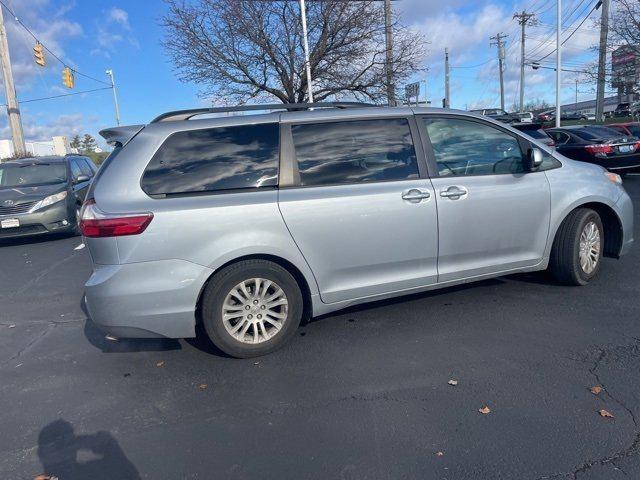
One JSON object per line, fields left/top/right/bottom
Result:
{"left": 0, "top": 163, "right": 67, "bottom": 188}
{"left": 569, "top": 127, "right": 618, "bottom": 141}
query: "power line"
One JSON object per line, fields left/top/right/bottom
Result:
{"left": 534, "top": 0, "right": 600, "bottom": 62}
{"left": 16, "top": 86, "right": 113, "bottom": 104}
{"left": 0, "top": 0, "right": 111, "bottom": 86}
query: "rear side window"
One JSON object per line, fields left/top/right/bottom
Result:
{"left": 70, "top": 159, "right": 83, "bottom": 179}
{"left": 291, "top": 118, "right": 419, "bottom": 186}
{"left": 77, "top": 158, "right": 94, "bottom": 176}
{"left": 141, "top": 123, "right": 279, "bottom": 195}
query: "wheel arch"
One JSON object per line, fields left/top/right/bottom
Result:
{"left": 551, "top": 201, "right": 624, "bottom": 259}
{"left": 195, "top": 254, "right": 314, "bottom": 326}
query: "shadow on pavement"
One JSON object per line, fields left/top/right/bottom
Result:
{"left": 37, "top": 419, "right": 140, "bottom": 480}
{"left": 183, "top": 322, "right": 231, "bottom": 358}
{"left": 83, "top": 320, "right": 182, "bottom": 353}
{"left": 0, "top": 231, "right": 76, "bottom": 248}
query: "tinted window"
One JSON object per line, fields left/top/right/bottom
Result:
{"left": 572, "top": 127, "right": 620, "bottom": 141}
{"left": 548, "top": 131, "right": 571, "bottom": 145}
{"left": 291, "top": 118, "right": 419, "bottom": 186}
{"left": 423, "top": 117, "right": 525, "bottom": 176}
{"left": 70, "top": 159, "right": 83, "bottom": 178}
{"left": 626, "top": 125, "right": 640, "bottom": 137}
{"left": 526, "top": 129, "right": 550, "bottom": 140}
{"left": 142, "top": 123, "right": 279, "bottom": 195}
{"left": 77, "top": 158, "right": 94, "bottom": 177}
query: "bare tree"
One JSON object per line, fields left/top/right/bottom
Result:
{"left": 610, "top": 0, "right": 640, "bottom": 49}
{"left": 161, "top": 0, "right": 426, "bottom": 104}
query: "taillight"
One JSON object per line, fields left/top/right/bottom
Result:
{"left": 584, "top": 144, "right": 613, "bottom": 156}
{"left": 79, "top": 199, "right": 153, "bottom": 238}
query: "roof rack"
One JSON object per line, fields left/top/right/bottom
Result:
{"left": 150, "top": 102, "right": 377, "bottom": 123}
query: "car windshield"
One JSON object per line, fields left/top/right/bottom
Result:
{"left": 0, "top": 162, "right": 67, "bottom": 188}
{"left": 624, "top": 125, "right": 640, "bottom": 137}
{"left": 571, "top": 127, "right": 622, "bottom": 141}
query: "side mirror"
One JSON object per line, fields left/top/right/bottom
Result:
{"left": 527, "top": 148, "right": 544, "bottom": 171}
{"left": 75, "top": 174, "right": 90, "bottom": 184}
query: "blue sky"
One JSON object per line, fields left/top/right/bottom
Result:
{"left": 3, "top": 0, "right": 607, "bottom": 146}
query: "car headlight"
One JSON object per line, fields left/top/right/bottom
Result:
{"left": 30, "top": 191, "right": 68, "bottom": 212}
{"left": 604, "top": 172, "right": 623, "bottom": 185}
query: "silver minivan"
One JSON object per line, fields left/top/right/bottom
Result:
{"left": 82, "top": 103, "right": 634, "bottom": 357}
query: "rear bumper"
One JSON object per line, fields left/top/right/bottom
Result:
{"left": 84, "top": 259, "right": 213, "bottom": 338}
{"left": 0, "top": 201, "right": 74, "bottom": 238}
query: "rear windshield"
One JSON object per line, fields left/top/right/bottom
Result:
{"left": 571, "top": 127, "right": 621, "bottom": 141}
{"left": 525, "top": 129, "right": 549, "bottom": 140}
{"left": 0, "top": 163, "right": 67, "bottom": 188}
{"left": 141, "top": 123, "right": 279, "bottom": 196}
{"left": 626, "top": 125, "right": 640, "bottom": 137}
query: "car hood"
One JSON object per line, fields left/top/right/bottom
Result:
{"left": 0, "top": 184, "right": 66, "bottom": 204}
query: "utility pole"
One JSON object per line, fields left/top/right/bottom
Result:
{"left": 490, "top": 33, "right": 508, "bottom": 111}
{"left": 299, "top": 0, "right": 314, "bottom": 103}
{"left": 575, "top": 78, "right": 578, "bottom": 109}
{"left": 514, "top": 11, "right": 536, "bottom": 112}
{"left": 0, "top": 5, "right": 25, "bottom": 157}
{"left": 556, "top": 0, "right": 562, "bottom": 127}
{"left": 595, "top": 0, "right": 610, "bottom": 122}
{"left": 444, "top": 47, "right": 450, "bottom": 108}
{"left": 105, "top": 69, "right": 121, "bottom": 126}
{"left": 384, "top": 0, "right": 395, "bottom": 106}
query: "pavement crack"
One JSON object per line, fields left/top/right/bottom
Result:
{"left": 2, "top": 323, "right": 55, "bottom": 366}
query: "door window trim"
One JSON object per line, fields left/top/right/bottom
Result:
{"left": 278, "top": 115, "right": 429, "bottom": 189}
{"left": 417, "top": 114, "right": 534, "bottom": 178}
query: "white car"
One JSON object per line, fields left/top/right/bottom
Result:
{"left": 515, "top": 112, "right": 534, "bottom": 123}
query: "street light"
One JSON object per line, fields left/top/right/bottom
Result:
{"left": 105, "top": 69, "right": 121, "bottom": 126}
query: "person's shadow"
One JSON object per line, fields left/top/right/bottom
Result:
{"left": 37, "top": 419, "right": 140, "bottom": 480}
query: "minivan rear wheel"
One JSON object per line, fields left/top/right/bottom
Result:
{"left": 550, "top": 208, "right": 603, "bottom": 285}
{"left": 201, "top": 260, "right": 303, "bottom": 358}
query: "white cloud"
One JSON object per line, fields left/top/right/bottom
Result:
{"left": 108, "top": 7, "right": 131, "bottom": 29}
{"left": 91, "top": 7, "right": 138, "bottom": 58}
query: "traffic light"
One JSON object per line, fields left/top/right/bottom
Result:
{"left": 62, "top": 67, "right": 74, "bottom": 89}
{"left": 33, "top": 42, "right": 45, "bottom": 67}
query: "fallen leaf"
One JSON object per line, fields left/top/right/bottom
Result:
{"left": 156, "top": 361, "right": 165, "bottom": 368}
{"left": 599, "top": 409, "right": 614, "bottom": 418}
{"left": 435, "top": 451, "right": 444, "bottom": 457}
{"left": 198, "top": 383, "right": 207, "bottom": 389}
{"left": 254, "top": 361, "right": 260, "bottom": 366}
{"left": 590, "top": 386, "right": 603, "bottom": 395}
{"left": 479, "top": 406, "right": 491, "bottom": 414}
{"left": 8, "top": 324, "right": 15, "bottom": 328}
{"left": 105, "top": 335, "right": 117, "bottom": 341}
{"left": 448, "top": 379, "right": 458, "bottom": 386}
{"left": 34, "top": 475, "right": 58, "bottom": 480}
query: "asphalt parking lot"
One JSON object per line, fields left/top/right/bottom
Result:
{"left": 1, "top": 177, "right": 639, "bottom": 480}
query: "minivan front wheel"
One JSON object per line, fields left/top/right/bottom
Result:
{"left": 201, "top": 260, "right": 303, "bottom": 358}
{"left": 550, "top": 208, "right": 603, "bottom": 285}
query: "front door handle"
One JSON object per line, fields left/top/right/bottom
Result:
{"left": 401, "top": 189, "right": 431, "bottom": 203}
{"left": 440, "top": 186, "right": 468, "bottom": 199}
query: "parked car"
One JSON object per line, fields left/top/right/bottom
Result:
{"left": 607, "top": 122, "right": 640, "bottom": 138}
{"left": 511, "top": 122, "right": 556, "bottom": 147}
{"left": 468, "top": 108, "right": 520, "bottom": 124}
{"left": 515, "top": 112, "right": 534, "bottom": 123}
{"left": 630, "top": 101, "right": 640, "bottom": 119}
{"left": 579, "top": 112, "right": 596, "bottom": 121}
{"left": 561, "top": 111, "right": 582, "bottom": 121}
{"left": 83, "top": 103, "right": 633, "bottom": 358}
{"left": 546, "top": 125, "right": 640, "bottom": 173}
{"left": 614, "top": 102, "right": 631, "bottom": 117}
{"left": 0, "top": 155, "right": 97, "bottom": 239}
{"left": 536, "top": 110, "right": 555, "bottom": 122}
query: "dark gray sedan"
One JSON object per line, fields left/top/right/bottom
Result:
{"left": 0, "top": 155, "right": 96, "bottom": 239}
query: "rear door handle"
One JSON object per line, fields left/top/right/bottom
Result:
{"left": 401, "top": 189, "right": 431, "bottom": 203}
{"left": 440, "top": 186, "right": 468, "bottom": 199}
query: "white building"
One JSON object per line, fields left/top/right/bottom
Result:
{"left": 0, "top": 136, "right": 76, "bottom": 160}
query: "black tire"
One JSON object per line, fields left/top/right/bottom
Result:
{"left": 549, "top": 208, "right": 603, "bottom": 285}
{"left": 201, "top": 260, "right": 303, "bottom": 358}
